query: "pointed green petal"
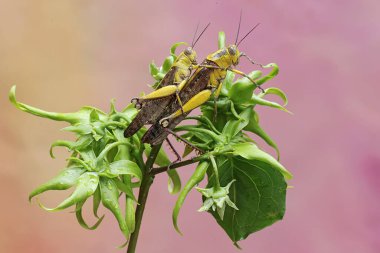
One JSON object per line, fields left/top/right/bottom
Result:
{"left": 38, "top": 172, "right": 99, "bottom": 212}
{"left": 75, "top": 200, "right": 104, "bottom": 230}
{"left": 29, "top": 167, "right": 85, "bottom": 201}
{"left": 100, "top": 178, "right": 129, "bottom": 237}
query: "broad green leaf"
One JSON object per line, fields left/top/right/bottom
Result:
{"left": 39, "top": 172, "right": 99, "bottom": 212}
{"left": 206, "top": 156, "right": 287, "bottom": 243}
{"left": 29, "top": 167, "right": 85, "bottom": 201}
{"left": 232, "top": 143, "right": 292, "bottom": 179}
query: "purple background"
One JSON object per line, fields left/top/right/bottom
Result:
{"left": 1, "top": 1, "right": 379, "bottom": 252}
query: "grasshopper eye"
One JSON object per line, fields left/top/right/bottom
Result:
{"left": 184, "top": 47, "right": 193, "bottom": 56}
{"left": 228, "top": 46, "right": 236, "bottom": 56}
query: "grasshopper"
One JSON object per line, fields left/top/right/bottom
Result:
{"left": 142, "top": 20, "right": 264, "bottom": 147}
{"left": 124, "top": 23, "right": 210, "bottom": 138}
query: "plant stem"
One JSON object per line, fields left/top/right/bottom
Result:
{"left": 127, "top": 144, "right": 162, "bottom": 253}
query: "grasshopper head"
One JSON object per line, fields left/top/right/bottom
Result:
{"left": 227, "top": 45, "right": 241, "bottom": 66}
{"left": 183, "top": 47, "right": 197, "bottom": 64}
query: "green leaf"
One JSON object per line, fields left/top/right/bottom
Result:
{"left": 108, "top": 160, "right": 142, "bottom": 181}
{"left": 222, "top": 108, "right": 251, "bottom": 138}
{"left": 260, "top": 87, "right": 288, "bottom": 106}
{"left": 167, "top": 169, "right": 181, "bottom": 194}
{"left": 9, "top": 86, "right": 107, "bottom": 124}
{"left": 39, "top": 172, "right": 99, "bottom": 212}
{"left": 170, "top": 42, "right": 187, "bottom": 56}
{"left": 75, "top": 200, "right": 104, "bottom": 230}
{"left": 149, "top": 61, "right": 159, "bottom": 76}
{"left": 90, "top": 109, "right": 100, "bottom": 122}
{"left": 162, "top": 56, "right": 174, "bottom": 73}
{"left": 228, "top": 71, "right": 262, "bottom": 104}
{"left": 221, "top": 71, "right": 235, "bottom": 96}
{"left": 232, "top": 143, "right": 292, "bottom": 179}
{"left": 99, "top": 178, "right": 129, "bottom": 237}
{"left": 255, "top": 63, "right": 279, "bottom": 85}
{"left": 125, "top": 195, "right": 136, "bottom": 233}
{"left": 29, "top": 167, "right": 85, "bottom": 201}
{"left": 206, "top": 156, "right": 287, "bottom": 243}
{"left": 114, "top": 177, "right": 137, "bottom": 201}
{"left": 172, "top": 161, "right": 209, "bottom": 234}
{"left": 244, "top": 111, "right": 280, "bottom": 160}
{"left": 249, "top": 94, "right": 291, "bottom": 113}
{"left": 62, "top": 124, "right": 92, "bottom": 135}
{"left": 93, "top": 186, "right": 102, "bottom": 218}
{"left": 123, "top": 175, "right": 136, "bottom": 233}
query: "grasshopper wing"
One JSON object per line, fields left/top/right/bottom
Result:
{"left": 124, "top": 67, "right": 179, "bottom": 138}
{"left": 141, "top": 64, "right": 213, "bottom": 144}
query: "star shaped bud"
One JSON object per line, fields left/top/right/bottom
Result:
{"left": 196, "top": 180, "right": 238, "bottom": 220}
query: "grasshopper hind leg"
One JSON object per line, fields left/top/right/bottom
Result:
{"left": 164, "top": 128, "right": 205, "bottom": 155}
{"left": 165, "top": 138, "right": 181, "bottom": 171}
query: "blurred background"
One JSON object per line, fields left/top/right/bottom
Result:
{"left": 1, "top": 0, "right": 379, "bottom": 252}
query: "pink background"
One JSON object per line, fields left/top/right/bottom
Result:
{"left": 1, "top": 1, "right": 379, "bottom": 252}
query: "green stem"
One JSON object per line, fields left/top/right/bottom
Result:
{"left": 209, "top": 155, "right": 220, "bottom": 189}
{"left": 126, "top": 144, "right": 162, "bottom": 253}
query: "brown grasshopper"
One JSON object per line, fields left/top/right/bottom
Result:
{"left": 142, "top": 21, "right": 264, "bottom": 147}
{"left": 124, "top": 24, "right": 210, "bottom": 139}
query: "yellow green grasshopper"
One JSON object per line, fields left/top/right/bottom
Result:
{"left": 142, "top": 21, "right": 264, "bottom": 146}
{"left": 124, "top": 23, "right": 210, "bottom": 139}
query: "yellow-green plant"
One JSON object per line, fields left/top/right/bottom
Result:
{"left": 9, "top": 32, "right": 292, "bottom": 253}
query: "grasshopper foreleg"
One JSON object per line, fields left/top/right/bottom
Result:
{"left": 240, "top": 53, "right": 264, "bottom": 68}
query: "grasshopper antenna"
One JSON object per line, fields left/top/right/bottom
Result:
{"left": 192, "top": 22, "right": 211, "bottom": 49}
{"left": 237, "top": 23, "right": 260, "bottom": 47}
{"left": 191, "top": 22, "right": 200, "bottom": 48}
{"left": 235, "top": 9, "right": 243, "bottom": 45}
